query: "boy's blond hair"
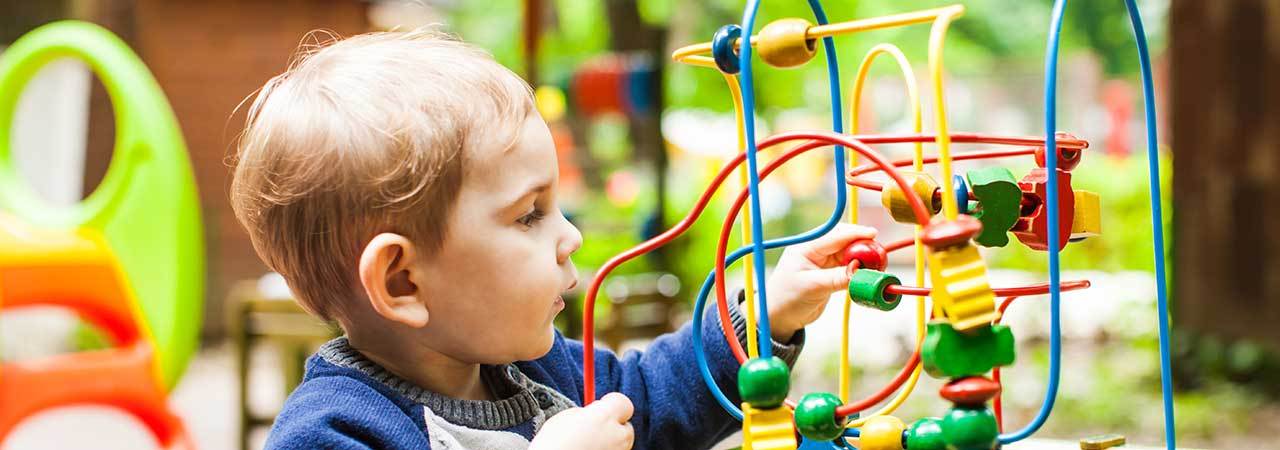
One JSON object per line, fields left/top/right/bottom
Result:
{"left": 230, "top": 28, "right": 533, "bottom": 321}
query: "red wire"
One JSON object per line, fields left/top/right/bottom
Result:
{"left": 886, "top": 280, "right": 1092, "bottom": 297}
{"left": 712, "top": 132, "right": 933, "bottom": 418}
{"left": 580, "top": 132, "right": 1087, "bottom": 405}
{"left": 993, "top": 296, "right": 1019, "bottom": 432}
{"left": 848, "top": 147, "right": 1039, "bottom": 180}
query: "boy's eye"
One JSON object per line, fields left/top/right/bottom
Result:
{"left": 517, "top": 209, "right": 546, "bottom": 228}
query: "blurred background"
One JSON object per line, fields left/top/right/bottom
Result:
{"left": 0, "top": 0, "right": 1276, "bottom": 449}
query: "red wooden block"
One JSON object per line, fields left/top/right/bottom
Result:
{"left": 1011, "top": 168, "right": 1074, "bottom": 251}
{"left": 939, "top": 376, "right": 1001, "bottom": 406}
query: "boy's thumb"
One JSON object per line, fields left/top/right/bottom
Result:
{"left": 590, "top": 392, "right": 634, "bottom": 423}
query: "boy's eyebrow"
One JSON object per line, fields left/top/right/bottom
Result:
{"left": 502, "top": 179, "right": 553, "bottom": 212}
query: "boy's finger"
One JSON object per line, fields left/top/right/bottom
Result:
{"left": 592, "top": 392, "right": 635, "bottom": 423}
{"left": 806, "top": 223, "right": 877, "bottom": 260}
{"left": 796, "top": 266, "right": 852, "bottom": 295}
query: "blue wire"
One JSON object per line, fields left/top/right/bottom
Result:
{"left": 692, "top": 0, "right": 846, "bottom": 417}
{"left": 999, "top": 0, "right": 1067, "bottom": 443}
{"left": 740, "top": 0, "right": 845, "bottom": 355}
{"left": 737, "top": 0, "right": 774, "bottom": 358}
{"left": 1123, "top": 0, "right": 1177, "bottom": 448}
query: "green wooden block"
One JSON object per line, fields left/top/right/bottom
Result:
{"left": 738, "top": 356, "right": 790, "bottom": 408}
{"left": 907, "top": 417, "right": 947, "bottom": 450}
{"left": 966, "top": 167, "right": 1021, "bottom": 248}
{"left": 921, "top": 322, "right": 1015, "bottom": 379}
{"left": 848, "top": 269, "right": 902, "bottom": 311}
{"left": 794, "top": 392, "right": 847, "bottom": 441}
{"left": 941, "top": 406, "right": 998, "bottom": 450}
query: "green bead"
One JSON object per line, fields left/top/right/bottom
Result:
{"left": 906, "top": 417, "right": 946, "bottom": 450}
{"left": 966, "top": 167, "right": 1021, "bottom": 247}
{"left": 794, "top": 392, "right": 846, "bottom": 441}
{"left": 738, "top": 356, "right": 790, "bottom": 408}
{"left": 941, "top": 406, "right": 998, "bottom": 450}
{"left": 848, "top": 269, "right": 902, "bottom": 311}
{"left": 921, "top": 322, "right": 1016, "bottom": 379}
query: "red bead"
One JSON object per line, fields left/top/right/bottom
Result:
{"left": 939, "top": 376, "right": 1001, "bottom": 406}
{"left": 921, "top": 215, "right": 983, "bottom": 249}
{"left": 839, "top": 239, "right": 887, "bottom": 271}
{"left": 1033, "top": 133, "right": 1084, "bottom": 171}
{"left": 1011, "top": 168, "right": 1074, "bottom": 251}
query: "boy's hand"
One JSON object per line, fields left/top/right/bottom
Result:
{"left": 531, "top": 392, "right": 634, "bottom": 450}
{"left": 763, "top": 223, "right": 878, "bottom": 342}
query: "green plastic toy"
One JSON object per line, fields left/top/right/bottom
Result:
{"left": 921, "top": 322, "right": 1015, "bottom": 379}
{"left": 965, "top": 167, "right": 1021, "bottom": 248}
{"left": 0, "top": 21, "right": 204, "bottom": 389}
{"left": 737, "top": 356, "right": 790, "bottom": 409}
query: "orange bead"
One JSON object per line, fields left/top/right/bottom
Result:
{"left": 755, "top": 18, "right": 817, "bottom": 68}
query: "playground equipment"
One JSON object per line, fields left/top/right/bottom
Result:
{"left": 0, "top": 21, "right": 204, "bottom": 448}
{"left": 580, "top": 1, "right": 1174, "bottom": 449}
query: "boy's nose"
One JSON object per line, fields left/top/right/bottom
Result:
{"left": 557, "top": 216, "right": 583, "bottom": 264}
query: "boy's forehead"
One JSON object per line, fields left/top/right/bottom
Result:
{"left": 464, "top": 116, "right": 554, "bottom": 194}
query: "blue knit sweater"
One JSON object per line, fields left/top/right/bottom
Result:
{"left": 265, "top": 301, "right": 803, "bottom": 449}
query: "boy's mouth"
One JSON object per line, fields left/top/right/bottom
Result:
{"left": 553, "top": 295, "right": 565, "bottom": 311}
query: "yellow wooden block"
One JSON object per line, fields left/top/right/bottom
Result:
{"left": 1071, "top": 190, "right": 1101, "bottom": 239}
{"left": 881, "top": 171, "right": 941, "bottom": 224}
{"left": 742, "top": 403, "right": 798, "bottom": 450}
{"left": 1079, "top": 434, "right": 1125, "bottom": 449}
{"left": 926, "top": 243, "right": 999, "bottom": 332}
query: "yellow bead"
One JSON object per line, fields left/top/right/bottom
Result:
{"left": 881, "top": 171, "right": 941, "bottom": 224}
{"left": 756, "top": 18, "right": 817, "bottom": 68}
{"left": 1071, "top": 190, "right": 1101, "bottom": 239}
{"left": 743, "top": 403, "right": 798, "bottom": 450}
{"left": 924, "top": 227, "right": 999, "bottom": 333}
{"left": 861, "top": 415, "right": 907, "bottom": 450}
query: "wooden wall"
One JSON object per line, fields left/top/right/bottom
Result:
{"left": 80, "top": 0, "right": 370, "bottom": 339}
{"left": 1171, "top": 0, "right": 1280, "bottom": 352}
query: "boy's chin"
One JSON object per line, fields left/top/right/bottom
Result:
{"left": 515, "top": 326, "right": 558, "bottom": 361}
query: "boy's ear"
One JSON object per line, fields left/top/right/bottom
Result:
{"left": 358, "top": 233, "right": 429, "bottom": 328}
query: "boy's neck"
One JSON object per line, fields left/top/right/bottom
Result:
{"left": 346, "top": 331, "right": 492, "bottom": 401}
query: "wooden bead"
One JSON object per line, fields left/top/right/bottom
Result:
{"left": 859, "top": 415, "right": 907, "bottom": 450}
{"left": 756, "top": 18, "right": 817, "bottom": 68}
{"left": 839, "top": 239, "right": 887, "bottom": 271}
{"left": 906, "top": 418, "right": 946, "bottom": 450}
{"left": 921, "top": 215, "right": 983, "bottom": 249}
{"left": 711, "top": 24, "right": 743, "bottom": 74}
{"left": 1012, "top": 168, "right": 1075, "bottom": 251}
{"left": 965, "top": 167, "right": 1021, "bottom": 248}
{"left": 738, "top": 356, "right": 791, "bottom": 409}
{"left": 743, "top": 403, "right": 799, "bottom": 450}
{"left": 1034, "top": 133, "right": 1084, "bottom": 171}
{"left": 1071, "top": 190, "right": 1101, "bottom": 240}
{"left": 941, "top": 406, "right": 999, "bottom": 450}
{"left": 794, "top": 392, "right": 847, "bottom": 441}
{"left": 939, "top": 376, "right": 1001, "bottom": 406}
{"left": 922, "top": 322, "right": 1016, "bottom": 379}
{"left": 847, "top": 269, "right": 902, "bottom": 311}
{"left": 882, "top": 171, "right": 941, "bottom": 224}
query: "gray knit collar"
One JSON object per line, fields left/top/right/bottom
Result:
{"left": 317, "top": 337, "right": 569, "bottom": 430}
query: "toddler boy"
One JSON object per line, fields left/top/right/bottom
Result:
{"left": 230, "top": 28, "right": 874, "bottom": 449}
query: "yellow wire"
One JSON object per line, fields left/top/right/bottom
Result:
{"left": 929, "top": 8, "right": 965, "bottom": 221}
{"left": 841, "top": 44, "right": 929, "bottom": 428}
{"left": 723, "top": 72, "right": 760, "bottom": 359}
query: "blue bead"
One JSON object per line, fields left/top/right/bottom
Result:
{"left": 954, "top": 175, "right": 970, "bottom": 215}
{"left": 712, "top": 24, "right": 743, "bottom": 74}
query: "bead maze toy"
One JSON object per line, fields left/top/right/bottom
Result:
{"left": 579, "top": 1, "right": 1174, "bottom": 449}
{"left": 0, "top": 21, "right": 204, "bottom": 448}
